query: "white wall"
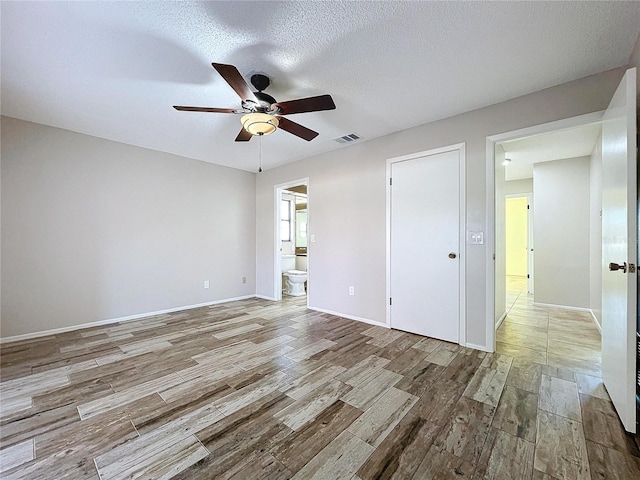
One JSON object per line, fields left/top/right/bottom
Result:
{"left": 505, "top": 197, "right": 528, "bottom": 276}
{"left": 256, "top": 68, "right": 625, "bottom": 350}
{"left": 533, "top": 156, "right": 591, "bottom": 308}
{"left": 1, "top": 117, "right": 256, "bottom": 338}
{"left": 505, "top": 178, "right": 533, "bottom": 195}
{"left": 589, "top": 134, "right": 603, "bottom": 325}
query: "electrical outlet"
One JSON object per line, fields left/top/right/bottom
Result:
{"left": 349, "top": 286, "right": 355, "bottom": 296}
{"left": 203, "top": 280, "right": 210, "bottom": 289}
{"left": 242, "top": 277, "right": 247, "bottom": 284}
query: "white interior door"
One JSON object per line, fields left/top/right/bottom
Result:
{"left": 389, "top": 148, "right": 461, "bottom": 342}
{"left": 601, "top": 67, "right": 637, "bottom": 433}
{"left": 527, "top": 195, "right": 534, "bottom": 294}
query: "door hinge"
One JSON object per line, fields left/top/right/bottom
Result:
{"left": 389, "top": 297, "right": 392, "bottom": 306}
{"left": 389, "top": 178, "right": 392, "bottom": 186}
{"left": 527, "top": 205, "right": 530, "bottom": 209}
{"left": 527, "top": 274, "right": 530, "bottom": 278}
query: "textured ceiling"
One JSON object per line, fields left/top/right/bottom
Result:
{"left": 1, "top": 1, "right": 639, "bottom": 172}
{"left": 501, "top": 123, "right": 602, "bottom": 181}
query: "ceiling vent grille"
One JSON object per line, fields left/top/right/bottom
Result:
{"left": 334, "top": 133, "right": 361, "bottom": 144}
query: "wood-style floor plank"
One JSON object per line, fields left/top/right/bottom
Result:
{"left": 290, "top": 430, "right": 374, "bottom": 480}
{"left": 270, "top": 399, "right": 362, "bottom": 474}
{"left": 534, "top": 410, "right": 591, "bottom": 480}
{"left": 491, "top": 385, "right": 538, "bottom": 442}
{"left": 0, "top": 439, "right": 34, "bottom": 474}
{"left": 355, "top": 412, "right": 440, "bottom": 480}
{"left": 346, "top": 387, "right": 418, "bottom": 447}
{"left": 473, "top": 427, "right": 535, "bottom": 480}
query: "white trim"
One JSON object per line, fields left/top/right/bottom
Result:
{"left": 532, "top": 301, "right": 592, "bottom": 311}
{"left": 486, "top": 137, "right": 496, "bottom": 352}
{"left": 308, "top": 306, "right": 387, "bottom": 328}
{"left": 589, "top": 310, "right": 603, "bottom": 334}
{"left": 386, "top": 142, "right": 466, "bottom": 345}
{"left": 533, "top": 302, "right": 603, "bottom": 334}
{"left": 0, "top": 295, "right": 256, "bottom": 344}
{"left": 487, "top": 111, "right": 605, "bottom": 144}
{"left": 459, "top": 144, "right": 467, "bottom": 346}
{"left": 274, "top": 178, "right": 309, "bottom": 305}
{"left": 495, "top": 311, "right": 507, "bottom": 331}
{"left": 485, "top": 110, "right": 606, "bottom": 353}
{"left": 465, "top": 342, "right": 494, "bottom": 353}
{"left": 255, "top": 294, "right": 277, "bottom": 301}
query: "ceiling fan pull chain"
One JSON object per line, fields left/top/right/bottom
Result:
{"left": 258, "top": 134, "right": 263, "bottom": 173}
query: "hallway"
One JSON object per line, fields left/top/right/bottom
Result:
{"left": 497, "top": 276, "right": 602, "bottom": 377}
{"left": 495, "top": 275, "right": 639, "bottom": 477}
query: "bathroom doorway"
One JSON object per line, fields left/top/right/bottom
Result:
{"left": 275, "top": 179, "right": 309, "bottom": 303}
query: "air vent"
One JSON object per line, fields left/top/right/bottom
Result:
{"left": 334, "top": 133, "right": 361, "bottom": 144}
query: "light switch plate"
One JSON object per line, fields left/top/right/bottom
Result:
{"left": 467, "top": 231, "right": 484, "bottom": 245}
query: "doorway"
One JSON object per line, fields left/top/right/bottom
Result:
{"left": 387, "top": 143, "right": 466, "bottom": 344}
{"left": 487, "top": 112, "right": 604, "bottom": 339}
{"left": 491, "top": 116, "right": 635, "bottom": 422}
{"left": 274, "top": 179, "right": 309, "bottom": 304}
{"left": 495, "top": 122, "right": 602, "bottom": 318}
{"left": 505, "top": 194, "right": 533, "bottom": 297}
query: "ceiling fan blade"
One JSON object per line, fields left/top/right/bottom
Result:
{"left": 277, "top": 116, "right": 319, "bottom": 141}
{"left": 173, "top": 106, "right": 236, "bottom": 113}
{"left": 272, "top": 94, "right": 336, "bottom": 115}
{"left": 212, "top": 63, "right": 257, "bottom": 102}
{"left": 235, "top": 128, "right": 252, "bottom": 142}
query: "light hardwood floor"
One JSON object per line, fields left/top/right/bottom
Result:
{"left": 1, "top": 287, "right": 638, "bottom": 479}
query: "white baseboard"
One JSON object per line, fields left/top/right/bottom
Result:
{"left": 495, "top": 312, "right": 507, "bottom": 331}
{"left": 307, "top": 306, "right": 387, "bottom": 328}
{"left": 589, "top": 310, "right": 602, "bottom": 334}
{"left": 255, "top": 295, "right": 277, "bottom": 301}
{"left": 532, "top": 301, "right": 602, "bottom": 335}
{"left": 532, "top": 302, "right": 591, "bottom": 312}
{"left": 466, "top": 342, "right": 494, "bottom": 353}
{"left": 0, "top": 295, "right": 256, "bottom": 344}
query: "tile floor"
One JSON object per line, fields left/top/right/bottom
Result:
{"left": 0, "top": 285, "right": 638, "bottom": 479}
{"left": 497, "top": 276, "right": 602, "bottom": 377}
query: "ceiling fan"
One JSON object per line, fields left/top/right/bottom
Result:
{"left": 173, "top": 63, "right": 336, "bottom": 142}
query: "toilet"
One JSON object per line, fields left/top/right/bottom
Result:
{"left": 283, "top": 269, "right": 307, "bottom": 296}
{"left": 282, "top": 255, "right": 307, "bottom": 296}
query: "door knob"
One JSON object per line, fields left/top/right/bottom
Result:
{"left": 609, "top": 262, "right": 627, "bottom": 273}
{"left": 448, "top": 253, "right": 457, "bottom": 259}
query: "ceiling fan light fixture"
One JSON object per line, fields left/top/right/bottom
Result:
{"left": 241, "top": 112, "right": 279, "bottom": 136}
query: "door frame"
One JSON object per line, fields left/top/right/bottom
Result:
{"left": 526, "top": 194, "right": 534, "bottom": 294}
{"left": 485, "top": 111, "right": 604, "bottom": 351}
{"left": 274, "top": 177, "right": 310, "bottom": 304}
{"left": 386, "top": 143, "right": 467, "bottom": 345}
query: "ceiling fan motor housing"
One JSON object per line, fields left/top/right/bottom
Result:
{"left": 251, "top": 73, "right": 270, "bottom": 92}
{"left": 255, "top": 91, "right": 277, "bottom": 109}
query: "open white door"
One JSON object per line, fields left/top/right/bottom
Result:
{"left": 527, "top": 197, "right": 534, "bottom": 295}
{"left": 601, "top": 67, "right": 637, "bottom": 434}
